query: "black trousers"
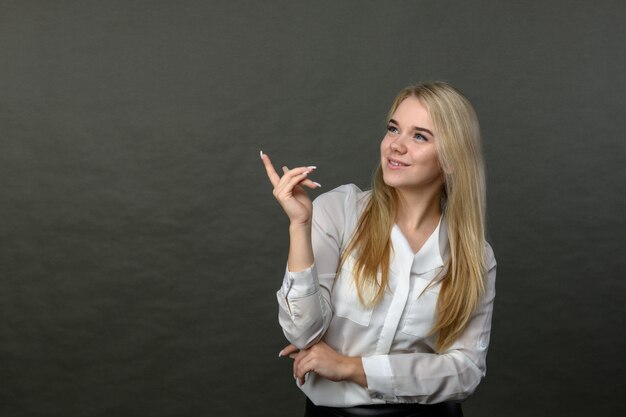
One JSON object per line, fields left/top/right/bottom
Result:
{"left": 304, "top": 398, "right": 463, "bottom": 417}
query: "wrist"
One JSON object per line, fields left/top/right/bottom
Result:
{"left": 287, "top": 222, "right": 314, "bottom": 272}
{"left": 289, "top": 221, "right": 312, "bottom": 233}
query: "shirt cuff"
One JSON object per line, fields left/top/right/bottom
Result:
{"left": 362, "top": 355, "right": 395, "bottom": 401}
{"left": 280, "top": 263, "right": 319, "bottom": 299}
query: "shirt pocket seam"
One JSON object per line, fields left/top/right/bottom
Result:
{"left": 332, "top": 257, "right": 374, "bottom": 326}
{"left": 399, "top": 276, "right": 441, "bottom": 337}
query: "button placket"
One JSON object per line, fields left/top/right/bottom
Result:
{"left": 375, "top": 229, "right": 414, "bottom": 354}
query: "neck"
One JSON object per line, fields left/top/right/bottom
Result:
{"left": 394, "top": 186, "right": 443, "bottom": 232}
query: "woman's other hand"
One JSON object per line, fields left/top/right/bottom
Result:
{"left": 279, "top": 342, "right": 367, "bottom": 387}
{"left": 261, "top": 151, "right": 321, "bottom": 227}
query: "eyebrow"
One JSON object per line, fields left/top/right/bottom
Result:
{"left": 388, "top": 118, "right": 434, "bottom": 138}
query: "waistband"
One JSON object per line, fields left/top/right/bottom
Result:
{"left": 304, "top": 398, "right": 463, "bottom": 417}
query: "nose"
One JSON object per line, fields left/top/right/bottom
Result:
{"left": 390, "top": 136, "right": 407, "bottom": 153}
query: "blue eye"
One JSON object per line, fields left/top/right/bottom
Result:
{"left": 414, "top": 133, "right": 427, "bottom": 142}
{"left": 387, "top": 125, "right": 399, "bottom": 134}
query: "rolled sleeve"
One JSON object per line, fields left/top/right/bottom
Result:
{"left": 280, "top": 264, "right": 320, "bottom": 301}
{"left": 277, "top": 263, "right": 332, "bottom": 349}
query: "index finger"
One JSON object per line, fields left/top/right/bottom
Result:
{"left": 260, "top": 151, "right": 280, "bottom": 187}
{"left": 278, "top": 343, "right": 299, "bottom": 358}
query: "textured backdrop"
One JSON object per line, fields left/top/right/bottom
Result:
{"left": 1, "top": 1, "right": 624, "bottom": 416}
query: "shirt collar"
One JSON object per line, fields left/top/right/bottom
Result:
{"left": 391, "top": 215, "right": 446, "bottom": 275}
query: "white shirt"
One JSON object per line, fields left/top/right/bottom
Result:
{"left": 277, "top": 184, "right": 497, "bottom": 407}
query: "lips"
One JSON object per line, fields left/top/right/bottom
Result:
{"left": 387, "top": 158, "right": 409, "bottom": 168}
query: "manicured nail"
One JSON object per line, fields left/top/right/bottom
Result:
{"left": 313, "top": 182, "right": 322, "bottom": 188}
{"left": 278, "top": 350, "right": 284, "bottom": 357}
{"left": 260, "top": 150, "right": 264, "bottom": 159}
{"left": 307, "top": 166, "right": 317, "bottom": 170}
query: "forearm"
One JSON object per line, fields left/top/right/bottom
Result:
{"left": 345, "top": 356, "right": 368, "bottom": 388}
{"left": 287, "top": 222, "right": 314, "bottom": 272}
{"left": 361, "top": 349, "right": 486, "bottom": 403}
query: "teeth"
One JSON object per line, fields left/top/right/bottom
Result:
{"left": 390, "top": 160, "right": 405, "bottom": 167}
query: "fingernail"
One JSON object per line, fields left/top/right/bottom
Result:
{"left": 313, "top": 182, "right": 322, "bottom": 188}
{"left": 307, "top": 166, "right": 317, "bottom": 170}
{"left": 260, "top": 150, "right": 264, "bottom": 159}
{"left": 278, "top": 350, "right": 284, "bottom": 357}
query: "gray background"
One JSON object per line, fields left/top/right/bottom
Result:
{"left": 1, "top": 1, "right": 624, "bottom": 416}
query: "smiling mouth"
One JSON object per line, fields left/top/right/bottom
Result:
{"left": 388, "top": 159, "right": 409, "bottom": 167}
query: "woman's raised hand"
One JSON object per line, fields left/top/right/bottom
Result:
{"left": 261, "top": 151, "right": 321, "bottom": 226}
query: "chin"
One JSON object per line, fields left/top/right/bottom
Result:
{"left": 382, "top": 172, "right": 444, "bottom": 193}
{"left": 381, "top": 172, "right": 404, "bottom": 188}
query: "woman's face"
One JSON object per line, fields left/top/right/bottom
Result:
{"left": 380, "top": 96, "right": 443, "bottom": 194}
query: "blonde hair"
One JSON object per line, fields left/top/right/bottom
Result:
{"left": 340, "top": 81, "right": 487, "bottom": 352}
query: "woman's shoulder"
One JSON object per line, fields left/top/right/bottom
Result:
{"left": 313, "top": 183, "right": 369, "bottom": 210}
{"left": 312, "top": 184, "right": 369, "bottom": 230}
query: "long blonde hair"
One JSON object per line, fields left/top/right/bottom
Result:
{"left": 340, "top": 81, "right": 487, "bottom": 352}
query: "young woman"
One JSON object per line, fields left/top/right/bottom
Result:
{"left": 261, "top": 81, "right": 496, "bottom": 417}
